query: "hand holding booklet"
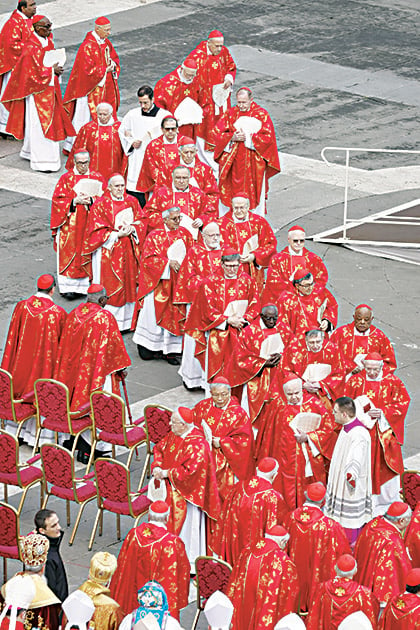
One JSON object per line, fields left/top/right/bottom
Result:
{"left": 167, "top": 239, "right": 187, "bottom": 265}
{"left": 242, "top": 234, "right": 258, "bottom": 256}
{"left": 259, "top": 333, "right": 284, "bottom": 359}
{"left": 223, "top": 300, "right": 248, "bottom": 318}
{"left": 290, "top": 412, "right": 321, "bottom": 434}
{"left": 73, "top": 178, "right": 103, "bottom": 198}
{"left": 44, "top": 48, "right": 66, "bottom": 68}
{"left": 302, "top": 363, "right": 332, "bottom": 382}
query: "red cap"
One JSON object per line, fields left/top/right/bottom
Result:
{"left": 306, "top": 482, "right": 326, "bottom": 503}
{"left": 336, "top": 554, "right": 356, "bottom": 573}
{"left": 232, "top": 191, "right": 249, "bottom": 199}
{"left": 237, "top": 86, "right": 252, "bottom": 93}
{"left": 222, "top": 247, "right": 239, "bottom": 257}
{"left": 208, "top": 30, "right": 223, "bottom": 38}
{"left": 283, "top": 374, "right": 301, "bottom": 385}
{"left": 355, "top": 303, "right": 372, "bottom": 311}
{"left": 293, "top": 268, "right": 311, "bottom": 281}
{"left": 406, "top": 568, "right": 420, "bottom": 587}
{"left": 95, "top": 16, "right": 111, "bottom": 25}
{"left": 387, "top": 502, "right": 411, "bottom": 518}
{"left": 87, "top": 284, "right": 105, "bottom": 294}
{"left": 33, "top": 15, "right": 47, "bottom": 24}
{"left": 257, "top": 457, "right": 278, "bottom": 474}
{"left": 288, "top": 225, "right": 305, "bottom": 233}
{"left": 177, "top": 406, "right": 193, "bottom": 424}
{"left": 183, "top": 58, "right": 197, "bottom": 70}
{"left": 265, "top": 525, "right": 288, "bottom": 537}
{"left": 364, "top": 352, "right": 383, "bottom": 362}
{"left": 211, "top": 377, "right": 230, "bottom": 386}
{"left": 178, "top": 135, "right": 195, "bottom": 146}
{"left": 37, "top": 274, "right": 54, "bottom": 290}
{"left": 149, "top": 501, "right": 169, "bottom": 515}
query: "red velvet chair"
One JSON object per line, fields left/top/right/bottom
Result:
{"left": 191, "top": 556, "right": 232, "bottom": 630}
{"left": 89, "top": 391, "right": 146, "bottom": 472}
{"left": 0, "top": 368, "right": 35, "bottom": 438}
{"left": 0, "top": 430, "right": 43, "bottom": 514}
{"left": 0, "top": 501, "right": 22, "bottom": 582}
{"left": 89, "top": 458, "right": 151, "bottom": 550}
{"left": 33, "top": 379, "right": 92, "bottom": 458}
{"left": 401, "top": 470, "right": 420, "bottom": 510}
{"left": 40, "top": 443, "right": 97, "bottom": 545}
{"left": 138, "top": 404, "right": 173, "bottom": 489}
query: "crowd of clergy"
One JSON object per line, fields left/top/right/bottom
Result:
{"left": 0, "top": 3, "right": 419, "bottom": 630}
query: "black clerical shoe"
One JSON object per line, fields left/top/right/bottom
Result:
{"left": 137, "top": 345, "right": 163, "bottom": 360}
{"left": 166, "top": 354, "right": 182, "bottom": 366}
{"left": 76, "top": 450, "right": 89, "bottom": 464}
{"left": 61, "top": 292, "right": 79, "bottom": 300}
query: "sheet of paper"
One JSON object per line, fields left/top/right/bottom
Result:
{"left": 223, "top": 299, "right": 248, "bottom": 318}
{"left": 302, "top": 363, "right": 332, "bottom": 382}
{"left": 290, "top": 412, "right": 322, "bottom": 433}
{"left": 233, "top": 116, "right": 262, "bottom": 135}
{"left": 174, "top": 97, "right": 203, "bottom": 125}
{"left": 147, "top": 477, "right": 167, "bottom": 501}
{"left": 180, "top": 213, "right": 198, "bottom": 240}
{"left": 73, "top": 178, "right": 103, "bottom": 198}
{"left": 317, "top": 299, "right": 328, "bottom": 324}
{"left": 167, "top": 238, "right": 187, "bottom": 264}
{"left": 212, "top": 83, "right": 230, "bottom": 108}
{"left": 114, "top": 207, "right": 134, "bottom": 230}
{"left": 354, "top": 395, "right": 377, "bottom": 429}
{"left": 44, "top": 48, "right": 66, "bottom": 67}
{"left": 259, "top": 333, "right": 284, "bottom": 359}
{"left": 242, "top": 234, "right": 259, "bottom": 256}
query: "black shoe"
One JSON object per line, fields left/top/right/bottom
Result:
{"left": 62, "top": 436, "right": 75, "bottom": 450}
{"left": 61, "top": 292, "right": 79, "bottom": 300}
{"left": 166, "top": 354, "right": 181, "bottom": 366}
{"left": 182, "top": 381, "right": 203, "bottom": 391}
{"left": 94, "top": 450, "right": 112, "bottom": 460}
{"left": 137, "top": 345, "right": 163, "bottom": 360}
{"left": 77, "top": 450, "right": 89, "bottom": 464}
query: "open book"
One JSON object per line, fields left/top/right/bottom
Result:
{"left": 259, "top": 333, "right": 284, "bottom": 359}
{"left": 223, "top": 299, "right": 248, "bottom": 318}
{"left": 114, "top": 207, "right": 134, "bottom": 230}
{"left": 174, "top": 97, "right": 203, "bottom": 125}
{"left": 234, "top": 116, "right": 262, "bottom": 135}
{"left": 73, "top": 178, "right": 103, "bottom": 198}
{"left": 290, "top": 412, "right": 321, "bottom": 434}
{"left": 167, "top": 239, "right": 187, "bottom": 265}
{"left": 180, "top": 213, "right": 199, "bottom": 240}
{"left": 354, "top": 395, "right": 377, "bottom": 429}
{"left": 44, "top": 48, "right": 66, "bottom": 68}
{"left": 302, "top": 363, "right": 332, "bottom": 382}
{"left": 242, "top": 234, "right": 259, "bottom": 256}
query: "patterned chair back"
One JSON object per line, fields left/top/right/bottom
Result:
{"left": 95, "top": 458, "right": 130, "bottom": 504}
{"left": 91, "top": 391, "right": 124, "bottom": 435}
{"left": 144, "top": 405, "right": 172, "bottom": 445}
{"left": 41, "top": 443, "right": 74, "bottom": 490}
{"left": 35, "top": 379, "right": 69, "bottom": 431}
{"left": 0, "top": 501, "right": 21, "bottom": 559}
{"left": 0, "top": 369, "right": 15, "bottom": 421}
{"left": 195, "top": 556, "right": 232, "bottom": 602}
{"left": 0, "top": 431, "right": 17, "bottom": 477}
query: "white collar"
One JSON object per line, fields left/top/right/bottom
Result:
{"left": 212, "top": 401, "right": 230, "bottom": 411}
{"left": 163, "top": 136, "right": 177, "bottom": 145}
{"left": 18, "top": 10, "right": 31, "bottom": 20}
{"left": 233, "top": 214, "right": 248, "bottom": 223}
{"left": 180, "top": 425, "right": 194, "bottom": 439}
{"left": 288, "top": 245, "right": 303, "bottom": 256}
{"left": 173, "top": 184, "right": 189, "bottom": 193}
{"left": 148, "top": 520, "right": 167, "bottom": 529}
{"left": 74, "top": 167, "right": 90, "bottom": 175}
{"left": 354, "top": 327, "right": 371, "bottom": 336}
{"left": 35, "top": 33, "right": 49, "bottom": 48}
{"left": 180, "top": 157, "right": 194, "bottom": 168}
{"left": 98, "top": 117, "right": 114, "bottom": 126}
{"left": 35, "top": 292, "right": 53, "bottom": 301}
{"left": 92, "top": 30, "right": 105, "bottom": 44}
{"left": 110, "top": 193, "right": 124, "bottom": 201}
{"left": 366, "top": 369, "right": 383, "bottom": 382}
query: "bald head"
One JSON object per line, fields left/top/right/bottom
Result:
{"left": 283, "top": 378, "right": 303, "bottom": 405}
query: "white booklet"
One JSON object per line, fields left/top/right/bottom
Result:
{"left": 317, "top": 299, "right": 328, "bottom": 324}
{"left": 73, "top": 178, "right": 103, "bottom": 198}
{"left": 167, "top": 239, "right": 187, "bottom": 264}
{"left": 354, "top": 394, "right": 377, "bottom": 429}
{"left": 234, "top": 116, "right": 262, "bottom": 135}
{"left": 259, "top": 333, "right": 284, "bottom": 359}
{"left": 302, "top": 363, "right": 332, "bottom": 382}
{"left": 201, "top": 419, "right": 212, "bottom": 447}
{"left": 242, "top": 234, "right": 259, "bottom": 256}
{"left": 180, "top": 212, "right": 199, "bottom": 240}
{"left": 354, "top": 353, "right": 367, "bottom": 369}
{"left": 147, "top": 477, "right": 167, "bottom": 501}
{"left": 223, "top": 299, "right": 248, "bottom": 318}
{"left": 174, "top": 97, "right": 203, "bottom": 125}
{"left": 290, "top": 412, "right": 322, "bottom": 434}
{"left": 114, "top": 207, "right": 134, "bottom": 230}
{"left": 44, "top": 48, "right": 66, "bottom": 68}
{"left": 213, "top": 83, "right": 230, "bottom": 108}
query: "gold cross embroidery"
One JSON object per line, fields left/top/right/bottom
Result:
{"left": 228, "top": 288, "right": 236, "bottom": 296}
{"left": 101, "top": 133, "right": 110, "bottom": 141}
{"left": 335, "top": 587, "right": 346, "bottom": 596}
{"left": 32, "top": 298, "right": 41, "bottom": 307}
{"left": 81, "top": 305, "right": 89, "bottom": 314}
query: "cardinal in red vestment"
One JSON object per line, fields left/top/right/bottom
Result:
{"left": 151, "top": 407, "right": 221, "bottom": 568}
{"left": 263, "top": 225, "right": 328, "bottom": 302}
{"left": 345, "top": 353, "right": 409, "bottom": 508}
{"left": 285, "top": 482, "right": 351, "bottom": 611}
{"left": 54, "top": 285, "right": 130, "bottom": 411}
{"left": 66, "top": 103, "right": 126, "bottom": 181}
{"left": 379, "top": 568, "right": 420, "bottom": 629}
{"left": 306, "top": 554, "right": 379, "bottom": 630}
{"left": 271, "top": 377, "right": 336, "bottom": 510}
{"left": 212, "top": 457, "right": 288, "bottom": 566}
{"left": 137, "top": 116, "right": 180, "bottom": 194}
{"left": 215, "top": 88, "right": 280, "bottom": 214}
{"left": 220, "top": 194, "right": 277, "bottom": 292}
{"left": 227, "top": 525, "right": 299, "bottom": 630}
{"left": 63, "top": 17, "right": 120, "bottom": 125}
{"left": 405, "top": 502, "right": 420, "bottom": 567}
{"left": 110, "top": 501, "right": 190, "bottom": 619}
{"left": 192, "top": 378, "right": 255, "bottom": 500}
{"left": 185, "top": 249, "right": 260, "bottom": 382}
{"left": 83, "top": 175, "right": 146, "bottom": 331}
{"left": 331, "top": 304, "right": 397, "bottom": 377}
{"left": 51, "top": 150, "right": 106, "bottom": 297}
{"left": 1, "top": 274, "right": 66, "bottom": 403}
{"left": 355, "top": 502, "right": 412, "bottom": 606}
{"left": 186, "top": 30, "right": 236, "bottom": 153}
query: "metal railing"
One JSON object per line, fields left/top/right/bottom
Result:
{"left": 320, "top": 147, "right": 420, "bottom": 239}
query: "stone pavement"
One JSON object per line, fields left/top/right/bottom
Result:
{"left": 0, "top": 0, "right": 420, "bottom": 627}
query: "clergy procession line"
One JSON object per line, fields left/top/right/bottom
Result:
{"left": 0, "top": 3, "right": 419, "bottom": 630}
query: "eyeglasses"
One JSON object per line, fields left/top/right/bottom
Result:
{"left": 75, "top": 161, "right": 89, "bottom": 165}
{"left": 299, "top": 281, "right": 314, "bottom": 288}
{"left": 223, "top": 263, "right": 240, "bottom": 269}
{"left": 292, "top": 239, "right": 305, "bottom": 243}
{"left": 164, "top": 127, "right": 177, "bottom": 131}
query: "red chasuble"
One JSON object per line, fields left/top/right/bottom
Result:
{"left": 214, "top": 101, "right": 280, "bottom": 209}
{"left": 54, "top": 302, "right": 130, "bottom": 411}
{"left": 185, "top": 268, "right": 260, "bottom": 379}
{"left": 2, "top": 34, "right": 75, "bottom": 141}
{"left": 345, "top": 371, "right": 409, "bottom": 492}
{"left": 143, "top": 184, "right": 214, "bottom": 232}
{"left": 192, "top": 396, "right": 255, "bottom": 500}
{"left": 278, "top": 284, "right": 338, "bottom": 339}
{"left": 0, "top": 10, "right": 33, "bottom": 88}
{"left": 137, "top": 136, "right": 180, "bottom": 193}
{"left": 63, "top": 31, "right": 120, "bottom": 120}
{"left": 186, "top": 41, "right": 236, "bottom": 149}
{"left": 226, "top": 320, "right": 294, "bottom": 423}
{"left": 1, "top": 296, "right": 66, "bottom": 401}
{"left": 355, "top": 516, "right": 412, "bottom": 604}
{"left": 272, "top": 394, "right": 335, "bottom": 510}
{"left": 109, "top": 522, "right": 190, "bottom": 618}
{"left": 83, "top": 191, "right": 146, "bottom": 308}
{"left": 159, "top": 158, "right": 219, "bottom": 212}
{"left": 66, "top": 120, "right": 126, "bottom": 182}
{"left": 174, "top": 242, "right": 221, "bottom": 305}
{"left": 263, "top": 247, "right": 329, "bottom": 303}
{"left": 132, "top": 226, "right": 193, "bottom": 335}
{"left": 212, "top": 476, "right": 288, "bottom": 566}
{"left": 306, "top": 576, "right": 380, "bottom": 630}
{"left": 405, "top": 503, "right": 420, "bottom": 567}
{"left": 51, "top": 169, "right": 106, "bottom": 281}
{"left": 380, "top": 592, "right": 420, "bottom": 629}
{"left": 331, "top": 322, "right": 397, "bottom": 375}
{"left": 220, "top": 211, "right": 277, "bottom": 292}
{"left": 285, "top": 504, "right": 351, "bottom": 611}
{"left": 151, "top": 428, "right": 221, "bottom": 534}
{"left": 154, "top": 66, "right": 201, "bottom": 139}
{"left": 227, "top": 539, "right": 299, "bottom": 630}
